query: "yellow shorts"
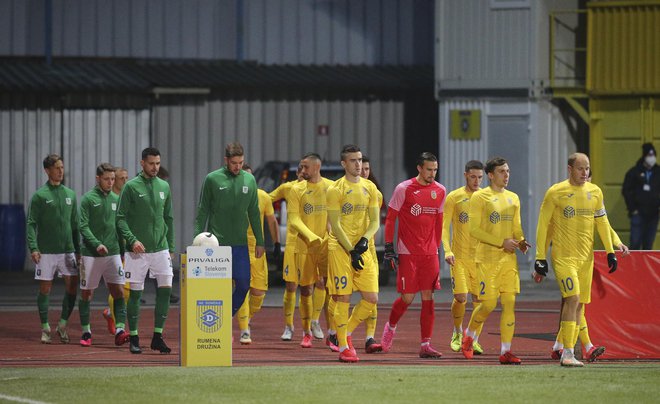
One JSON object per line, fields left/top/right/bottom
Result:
{"left": 282, "top": 246, "right": 298, "bottom": 284}
{"left": 327, "top": 248, "right": 378, "bottom": 295}
{"left": 450, "top": 258, "right": 479, "bottom": 296}
{"left": 249, "top": 250, "right": 268, "bottom": 291}
{"left": 296, "top": 251, "right": 327, "bottom": 286}
{"left": 551, "top": 257, "right": 593, "bottom": 303}
{"left": 476, "top": 260, "right": 520, "bottom": 301}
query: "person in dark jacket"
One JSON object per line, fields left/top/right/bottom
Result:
{"left": 622, "top": 143, "right": 660, "bottom": 250}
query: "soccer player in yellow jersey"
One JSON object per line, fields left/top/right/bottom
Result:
{"left": 460, "top": 157, "right": 530, "bottom": 365}
{"left": 236, "top": 165, "right": 280, "bottom": 344}
{"left": 534, "top": 153, "right": 618, "bottom": 367}
{"left": 358, "top": 156, "right": 384, "bottom": 354}
{"left": 285, "top": 153, "right": 335, "bottom": 348}
{"left": 327, "top": 144, "right": 380, "bottom": 363}
{"left": 442, "top": 160, "right": 486, "bottom": 354}
{"left": 269, "top": 167, "right": 303, "bottom": 341}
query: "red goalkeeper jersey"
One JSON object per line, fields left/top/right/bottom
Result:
{"left": 385, "top": 177, "right": 446, "bottom": 255}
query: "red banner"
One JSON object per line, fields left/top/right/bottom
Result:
{"left": 588, "top": 251, "right": 660, "bottom": 359}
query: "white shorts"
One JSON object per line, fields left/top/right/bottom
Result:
{"left": 80, "top": 255, "right": 124, "bottom": 290}
{"left": 34, "top": 253, "right": 78, "bottom": 281}
{"left": 123, "top": 250, "right": 173, "bottom": 290}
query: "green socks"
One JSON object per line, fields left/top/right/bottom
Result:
{"left": 37, "top": 293, "right": 49, "bottom": 326}
{"left": 78, "top": 298, "right": 90, "bottom": 331}
{"left": 113, "top": 293, "right": 127, "bottom": 329}
{"left": 61, "top": 293, "right": 77, "bottom": 321}
{"left": 154, "top": 287, "right": 172, "bottom": 333}
{"left": 127, "top": 290, "right": 143, "bottom": 336}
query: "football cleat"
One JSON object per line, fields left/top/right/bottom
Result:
{"left": 338, "top": 348, "right": 360, "bottom": 363}
{"left": 583, "top": 346, "right": 606, "bottom": 362}
{"left": 129, "top": 335, "right": 141, "bottom": 354}
{"left": 79, "top": 332, "right": 92, "bottom": 347}
{"left": 419, "top": 344, "right": 442, "bottom": 359}
{"left": 499, "top": 351, "right": 521, "bottom": 365}
{"left": 365, "top": 338, "right": 383, "bottom": 354}
{"left": 461, "top": 335, "right": 474, "bottom": 359}
{"left": 239, "top": 330, "right": 252, "bottom": 345}
{"left": 55, "top": 325, "right": 70, "bottom": 344}
{"left": 380, "top": 322, "right": 396, "bottom": 353}
{"left": 551, "top": 349, "right": 564, "bottom": 360}
{"left": 41, "top": 329, "right": 52, "bottom": 344}
{"left": 102, "top": 308, "right": 116, "bottom": 335}
{"left": 560, "top": 356, "right": 584, "bottom": 367}
{"left": 300, "top": 333, "right": 313, "bottom": 348}
{"left": 450, "top": 332, "right": 461, "bottom": 352}
{"left": 114, "top": 330, "right": 130, "bottom": 346}
{"left": 326, "top": 334, "right": 339, "bottom": 352}
{"left": 150, "top": 334, "right": 172, "bottom": 354}
{"left": 473, "top": 341, "right": 484, "bottom": 355}
{"left": 310, "top": 321, "right": 324, "bottom": 340}
{"left": 280, "top": 325, "right": 294, "bottom": 341}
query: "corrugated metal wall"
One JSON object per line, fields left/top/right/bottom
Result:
{"left": 0, "top": 0, "right": 433, "bottom": 65}
{"left": 436, "top": 0, "right": 534, "bottom": 89}
{"left": 438, "top": 98, "right": 577, "bottom": 267}
{"left": 588, "top": 2, "right": 660, "bottom": 94}
{"left": 152, "top": 98, "right": 406, "bottom": 247}
{"left": 0, "top": 107, "right": 149, "bottom": 205}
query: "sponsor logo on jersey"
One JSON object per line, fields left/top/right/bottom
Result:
{"left": 65, "top": 198, "right": 72, "bottom": 205}
{"left": 564, "top": 206, "right": 575, "bottom": 218}
{"left": 197, "top": 300, "right": 223, "bottom": 333}
{"left": 138, "top": 194, "right": 146, "bottom": 198}
{"left": 304, "top": 203, "right": 314, "bottom": 214}
{"left": 219, "top": 186, "right": 227, "bottom": 190}
{"left": 458, "top": 211, "right": 469, "bottom": 223}
{"left": 489, "top": 211, "right": 501, "bottom": 224}
{"left": 45, "top": 199, "right": 53, "bottom": 204}
{"left": 411, "top": 204, "right": 422, "bottom": 216}
{"left": 93, "top": 203, "right": 101, "bottom": 207}
{"left": 342, "top": 203, "right": 353, "bottom": 214}
{"left": 346, "top": 189, "right": 353, "bottom": 195}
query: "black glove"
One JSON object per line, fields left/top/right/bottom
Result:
{"left": 354, "top": 237, "right": 369, "bottom": 254}
{"left": 383, "top": 242, "right": 399, "bottom": 270}
{"left": 607, "top": 253, "right": 617, "bottom": 273}
{"left": 350, "top": 250, "right": 364, "bottom": 271}
{"left": 534, "top": 259, "right": 548, "bottom": 277}
{"left": 272, "top": 242, "right": 281, "bottom": 260}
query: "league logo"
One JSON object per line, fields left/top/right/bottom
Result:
{"left": 564, "top": 206, "right": 576, "bottom": 218}
{"left": 205, "top": 248, "right": 214, "bottom": 257}
{"left": 197, "top": 300, "right": 223, "bottom": 333}
{"left": 304, "top": 203, "right": 314, "bottom": 215}
{"left": 489, "top": 211, "right": 501, "bottom": 224}
{"left": 342, "top": 203, "right": 354, "bottom": 215}
{"left": 410, "top": 204, "right": 422, "bottom": 216}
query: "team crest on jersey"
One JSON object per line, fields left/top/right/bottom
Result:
{"left": 65, "top": 198, "right": 72, "bottom": 205}
{"left": 431, "top": 191, "right": 437, "bottom": 199}
{"left": 362, "top": 187, "right": 369, "bottom": 195}
{"left": 242, "top": 186, "right": 249, "bottom": 194}
{"left": 304, "top": 203, "right": 314, "bottom": 215}
{"left": 197, "top": 300, "right": 223, "bottom": 333}
{"left": 111, "top": 203, "right": 117, "bottom": 211}
{"left": 508, "top": 198, "right": 512, "bottom": 205}
{"left": 564, "top": 206, "right": 575, "bottom": 218}
{"left": 159, "top": 192, "right": 165, "bottom": 200}
{"left": 342, "top": 203, "right": 353, "bottom": 214}
{"left": 489, "top": 211, "right": 500, "bottom": 224}
{"left": 458, "top": 211, "right": 469, "bottom": 223}
{"left": 586, "top": 192, "right": 592, "bottom": 200}
{"left": 410, "top": 204, "right": 422, "bottom": 216}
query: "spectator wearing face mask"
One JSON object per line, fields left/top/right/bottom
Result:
{"left": 622, "top": 143, "right": 660, "bottom": 250}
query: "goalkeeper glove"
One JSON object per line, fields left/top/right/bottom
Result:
{"left": 272, "top": 242, "right": 281, "bottom": 260}
{"left": 350, "top": 250, "right": 364, "bottom": 271}
{"left": 354, "top": 237, "right": 369, "bottom": 254}
{"left": 383, "top": 242, "right": 399, "bottom": 270}
{"left": 534, "top": 259, "right": 548, "bottom": 277}
{"left": 607, "top": 253, "right": 617, "bottom": 273}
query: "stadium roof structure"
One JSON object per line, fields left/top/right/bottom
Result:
{"left": 0, "top": 58, "right": 432, "bottom": 101}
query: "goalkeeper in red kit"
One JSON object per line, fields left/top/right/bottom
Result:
{"left": 380, "top": 152, "right": 447, "bottom": 358}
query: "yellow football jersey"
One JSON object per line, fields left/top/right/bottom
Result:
{"left": 269, "top": 181, "right": 299, "bottom": 248}
{"left": 288, "top": 177, "right": 334, "bottom": 254}
{"left": 536, "top": 180, "right": 613, "bottom": 261}
{"left": 247, "top": 189, "right": 274, "bottom": 250}
{"left": 442, "top": 186, "right": 478, "bottom": 260}
{"left": 469, "top": 186, "right": 524, "bottom": 264}
{"left": 327, "top": 177, "right": 380, "bottom": 251}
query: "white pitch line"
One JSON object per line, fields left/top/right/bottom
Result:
{"left": 0, "top": 393, "right": 51, "bottom": 404}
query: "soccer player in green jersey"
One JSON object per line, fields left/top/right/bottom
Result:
{"left": 194, "top": 142, "right": 265, "bottom": 318}
{"left": 116, "top": 147, "right": 175, "bottom": 354}
{"left": 27, "top": 154, "right": 80, "bottom": 344}
{"left": 78, "top": 163, "right": 129, "bottom": 347}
